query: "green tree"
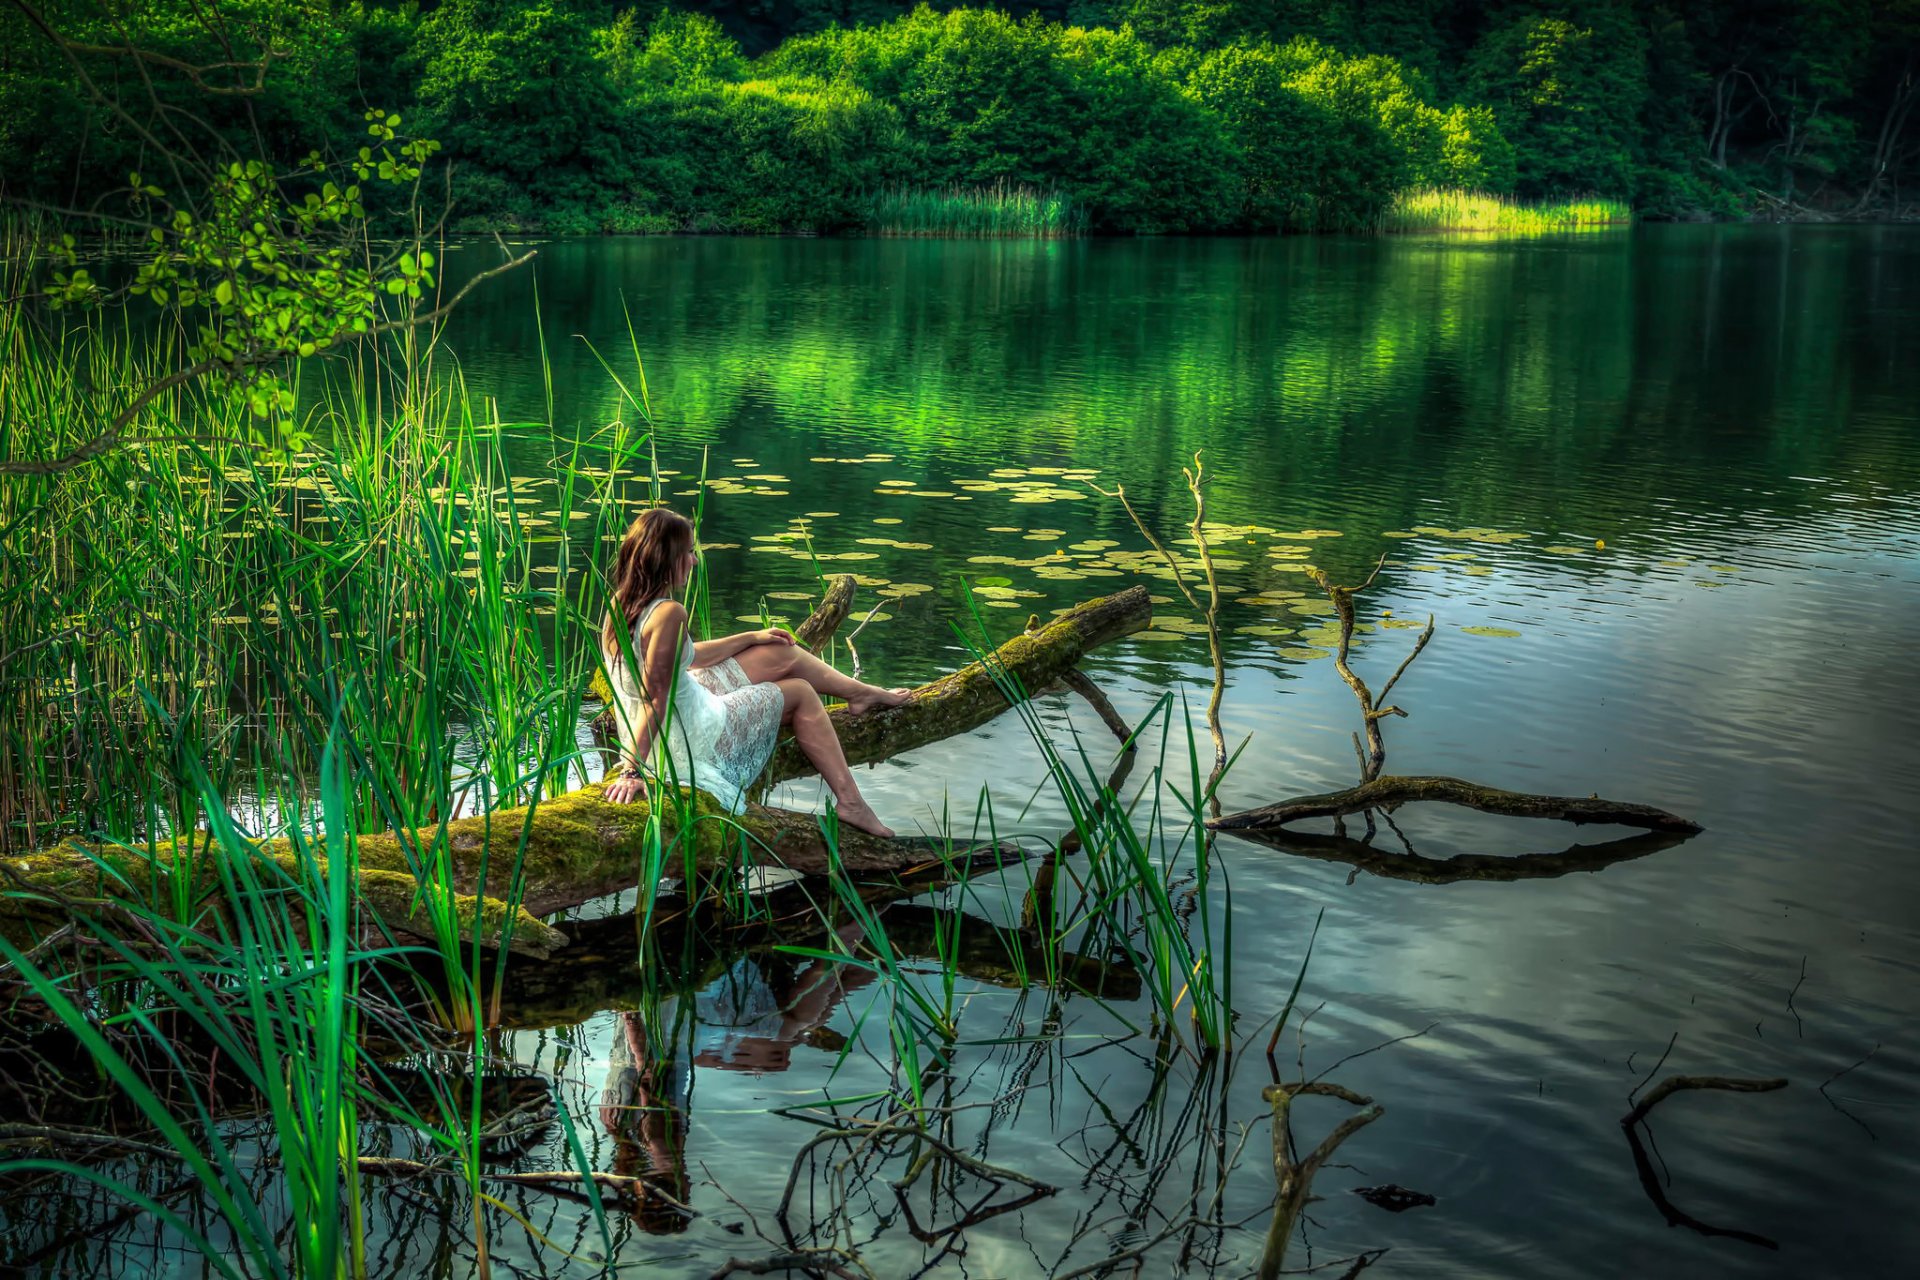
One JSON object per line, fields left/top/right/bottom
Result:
{"left": 1, "top": 1, "right": 526, "bottom": 474}
{"left": 1466, "top": 2, "right": 1648, "bottom": 195}
{"left": 408, "top": 0, "right": 629, "bottom": 231}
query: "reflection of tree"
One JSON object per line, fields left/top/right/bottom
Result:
{"left": 438, "top": 232, "right": 1912, "bottom": 589}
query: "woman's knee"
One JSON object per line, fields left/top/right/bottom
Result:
{"left": 778, "top": 676, "right": 820, "bottom": 718}
{"left": 741, "top": 641, "right": 795, "bottom": 682}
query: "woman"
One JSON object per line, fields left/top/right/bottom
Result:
{"left": 600, "top": 506, "right": 907, "bottom": 837}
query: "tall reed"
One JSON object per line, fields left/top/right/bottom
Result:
{"left": 1378, "top": 187, "right": 1632, "bottom": 234}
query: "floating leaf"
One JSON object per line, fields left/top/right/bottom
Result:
{"left": 1461, "top": 625, "right": 1522, "bottom": 638}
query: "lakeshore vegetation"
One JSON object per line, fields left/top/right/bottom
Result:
{"left": 2, "top": 2, "right": 1916, "bottom": 238}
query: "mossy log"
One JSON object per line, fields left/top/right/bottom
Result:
{"left": 7, "top": 587, "right": 1149, "bottom": 957}
{"left": 764, "top": 585, "right": 1151, "bottom": 783}
{"left": 1209, "top": 774, "right": 1702, "bottom": 835}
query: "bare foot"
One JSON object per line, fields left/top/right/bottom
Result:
{"left": 843, "top": 686, "right": 912, "bottom": 715}
{"left": 834, "top": 799, "right": 894, "bottom": 840}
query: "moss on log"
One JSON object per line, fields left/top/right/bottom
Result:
{"left": 1209, "top": 774, "right": 1702, "bottom": 834}
{"left": 764, "top": 585, "right": 1151, "bottom": 783}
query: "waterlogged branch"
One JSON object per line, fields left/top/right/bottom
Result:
{"left": 1257, "top": 1081, "right": 1385, "bottom": 1280}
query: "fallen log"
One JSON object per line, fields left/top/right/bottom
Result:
{"left": 764, "top": 585, "right": 1151, "bottom": 783}
{"left": 1209, "top": 774, "right": 1702, "bottom": 835}
{"left": 6, "top": 587, "right": 1150, "bottom": 956}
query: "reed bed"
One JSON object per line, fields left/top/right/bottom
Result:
{"left": 1378, "top": 186, "right": 1632, "bottom": 234}
{"left": 869, "top": 180, "right": 1086, "bottom": 238}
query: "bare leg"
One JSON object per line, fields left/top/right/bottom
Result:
{"left": 733, "top": 642, "right": 910, "bottom": 714}
{"left": 776, "top": 677, "right": 893, "bottom": 838}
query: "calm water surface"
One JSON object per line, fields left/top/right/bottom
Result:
{"left": 430, "top": 228, "right": 1920, "bottom": 1279}
{"left": 133, "top": 229, "right": 1920, "bottom": 1277}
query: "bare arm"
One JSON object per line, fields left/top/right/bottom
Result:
{"left": 605, "top": 603, "right": 688, "bottom": 801}
{"left": 690, "top": 627, "right": 792, "bottom": 668}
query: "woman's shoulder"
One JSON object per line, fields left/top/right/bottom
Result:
{"left": 637, "top": 598, "right": 688, "bottom": 633}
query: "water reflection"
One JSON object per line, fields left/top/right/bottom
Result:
{"left": 597, "top": 925, "right": 876, "bottom": 1236}
{"left": 1225, "top": 825, "right": 1698, "bottom": 884}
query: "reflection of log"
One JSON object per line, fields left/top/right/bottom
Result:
{"left": 495, "top": 886, "right": 1139, "bottom": 1027}
{"left": 1221, "top": 828, "right": 1697, "bottom": 884}
{"left": 1619, "top": 1074, "right": 1788, "bottom": 1250}
{"left": 8, "top": 588, "right": 1145, "bottom": 957}
{"left": 1211, "top": 775, "right": 1702, "bottom": 834}
{"left": 765, "top": 586, "right": 1151, "bottom": 783}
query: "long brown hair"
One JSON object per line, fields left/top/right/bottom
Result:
{"left": 602, "top": 506, "right": 695, "bottom": 657}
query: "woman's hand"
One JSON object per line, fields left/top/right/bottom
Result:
{"left": 754, "top": 627, "right": 796, "bottom": 647}
{"left": 603, "top": 767, "right": 650, "bottom": 804}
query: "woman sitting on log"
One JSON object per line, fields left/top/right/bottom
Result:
{"left": 600, "top": 507, "right": 908, "bottom": 837}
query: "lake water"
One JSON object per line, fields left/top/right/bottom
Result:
{"left": 431, "top": 228, "right": 1920, "bottom": 1278}
{"left": 35, "top": 227, "right": 1915, "bottom": 1277}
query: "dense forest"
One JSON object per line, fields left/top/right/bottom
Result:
{"left": 2, "top": 0, "right": 1916, "bottom": 234}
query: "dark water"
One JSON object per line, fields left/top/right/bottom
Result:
{"left": 435, "top": 228, "right": 1920, "bottom": 1278}
{"left": 33, "top": 228, "right": 1918, "bottom": 1276}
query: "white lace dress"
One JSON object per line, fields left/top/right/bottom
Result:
{"left": 607, "top": 598, "right": 786, "bottom": 814}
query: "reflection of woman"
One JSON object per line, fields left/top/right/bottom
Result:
{"left": 600, "top": 507, "right": 907, "bottom": 836}
{"left": 598, "top": 933, "right": 876, "bottom": 1231}
{"left": 598, "top": 1011, "right": 693, "bottom": 1235}
{"left": 691, "top": 944, "right": 876, "bottom": 1075}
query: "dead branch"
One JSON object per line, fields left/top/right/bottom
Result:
{"left": 1058, "top": 668, "right": 1134, "bottom": 748}
{"left": 1257, "top": 1081, "right": 1386, "bottom": 1280}
{"left": 1308, "top": 559, "right": 1429, "bottom": 784}
{"left": 792, "top": 575, "right": 857, "bottom": 650}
